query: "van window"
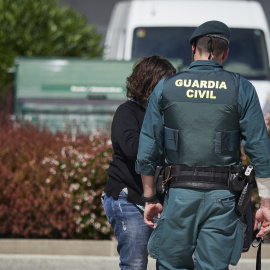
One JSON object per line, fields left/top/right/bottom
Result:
{"left": 132, "top": 27, "right": 269, "bottom": 80}
{"left": 132, "top": 27, "right": 193, "bottom": 67}
{"left": 224, "top": 29, "right": 269, "bottom": 80}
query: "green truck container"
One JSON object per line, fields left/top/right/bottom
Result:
{"left": 14, "top": 57, "right": 137, "bottom": 134}
{"left": 14, "top": 57, "right": 179, "bottom": 134}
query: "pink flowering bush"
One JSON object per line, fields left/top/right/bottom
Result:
{"left": 41, "top": 131, "right": 113, "bottom": 239}
{"left": 0, "top": 104, "right": 270, "bottom": 240}
{"left": 0, "top": 112, "right": 113, "bottom": 239}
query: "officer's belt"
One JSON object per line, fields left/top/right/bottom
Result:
{"left": 169, "top": 165, "right": 229, "bottom": 190}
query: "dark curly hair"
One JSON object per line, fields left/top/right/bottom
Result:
{"left": 126, "top": 56, "right": 176, "bottom": 107}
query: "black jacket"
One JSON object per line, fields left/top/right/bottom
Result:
{"left": 104, "top": 100, "right": 146, "bottom": 205}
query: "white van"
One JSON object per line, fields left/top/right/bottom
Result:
{"left": 104, "top": 0, "right": 270, "bottom": 111}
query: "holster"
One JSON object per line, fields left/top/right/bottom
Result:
{"left": 228, "top": 165, "right": 247, "bottom": 193}
{"left": 227, "top": 165, "right": 257, "bottom": 216}
{"left": 154, "top": 166, "right": 166, "bottom": 196}
{"left": 236, "top": 165, "right": 257, "bottom": 216}
{"left": 154, "top": 166, "right": 172, "bottom": 204}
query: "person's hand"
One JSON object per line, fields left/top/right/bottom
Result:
{"left": 144, "top": 201, "right": 163, "bottom": 228}
{"left": 254, "top": 198, "right": 270, "bottom": 237}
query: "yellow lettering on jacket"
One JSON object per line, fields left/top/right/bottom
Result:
{"left": 175, "top": 79, "right": 227, "bottom": 90}
{"left": 200, "top": 81, "right": 207, "bottom": 88}
{"left": 191, "top": 80, "right": 199, "bottom": 88}
{"left": 219, "top": 81, "right": 227, "bottom": 89}
{"left": 208, "top": 81, "right": 215, "bottom": 88}
{"left": 184, "top": 80, "right": 192, "bottom": 87}
{"left": 186, "top": 89, "right": 193, "bottom": 98}
{"left": 186, "top": 90, "right": 216, "bottom": 99}
{"left": 175, "top": 79, "right": 183, "bottom": 87}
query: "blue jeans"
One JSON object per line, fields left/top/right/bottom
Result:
{"left": 102, "top": 191, "right": 153, "bottom": 270}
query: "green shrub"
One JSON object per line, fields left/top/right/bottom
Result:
{"left": 0, "top": 0, "right": 103, "bottom": 92}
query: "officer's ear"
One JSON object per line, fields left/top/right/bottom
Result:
{"left": 222, "top": 48, "right": 229, "bottom": 61}
{"left": 192, "top": 43, "right": 196, "bottom": 55}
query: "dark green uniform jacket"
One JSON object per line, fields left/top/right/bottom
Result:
{"left": 163, "top": 66, "right": 240, "bottom": 167}
{"left": 136, "top": 60, "right": 270, "bottom": 179}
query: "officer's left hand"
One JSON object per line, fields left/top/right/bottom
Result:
{"left": 144, "top": 201, "right": 163, "bottom": 228}
{"left": 254, "top": 198, "right": 270, "bottom": 237}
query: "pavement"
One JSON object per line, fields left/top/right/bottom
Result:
{"left": 0, "top": 239, "right": 269, "bottom": 270}
{"left": 0, "top": 255, "right": 270, "bottom": 270}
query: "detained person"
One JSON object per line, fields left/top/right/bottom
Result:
{"left": 102, "top": 56, "right": 176, "bottom": 270}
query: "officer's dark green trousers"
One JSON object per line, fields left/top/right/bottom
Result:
{"left": 148, "top": 188, "right": 245, "bottom": 270}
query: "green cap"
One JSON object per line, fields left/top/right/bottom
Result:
{"left": 189, "top": 20, "right": 231, "bottom": 45}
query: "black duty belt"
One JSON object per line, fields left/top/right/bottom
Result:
{"left": 169, "top": 165, "right": 230, "bottom": 190}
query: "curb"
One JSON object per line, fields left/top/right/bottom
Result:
{"left": 0, "top": 239, "right": 268, "bottom": 259}
{"left": 0, "top": 239, "right": 118, "bottom": 256}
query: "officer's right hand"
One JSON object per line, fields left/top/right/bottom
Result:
{"left": 254, "top": 198, "right": 270, "bottom": 237}
{"left": 144, "top": 201, "right": 163, "bottom": 228}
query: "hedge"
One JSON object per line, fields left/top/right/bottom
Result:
{"left": 0, "top": 112, "right": 113, "bottom": 239}
{"left": 0, "top": 110, "right": 269, "bottom": 239}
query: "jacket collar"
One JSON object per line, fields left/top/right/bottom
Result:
{"left": 189, "top": 60, "right": 224, "bottom": 71}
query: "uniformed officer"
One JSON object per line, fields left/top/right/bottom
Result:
{"left": 135, "top": 20, "right": 270, "bottom": 270}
